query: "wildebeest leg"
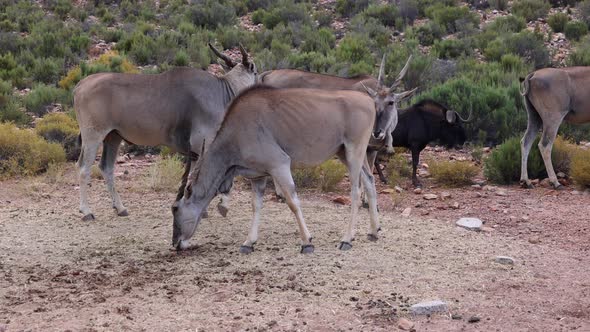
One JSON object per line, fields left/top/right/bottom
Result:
{"left": 538, "top": 120, "right": 565, "bottom": 189}
{"left": 78, "top": 134, "right": 102, "bottom": 221}
{"left": 239, "top": 177, "right": 267, "bottom": 254}
{"left": 361, "top": 161, "right": 380, "bottom": 241}
{"left": 270, "top": 165, "right": 314, "bottom": 254}
{"left": 411, "top": 148, "right": 422, "bottom": 188}
{"left": 99, "top": 131, "right": 127, "bottom": 216}
{"left": 520, "top": 101, "right": 542, "bottom": 188}
{"left": 175, "top": 155, "right": 192, "bottom": 202}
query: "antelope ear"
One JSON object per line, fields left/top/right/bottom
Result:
{"left": 361, "top": 82, "right": 377, "bottom": 97}
{"left": 446, "top": 111, "right": 457, "bottom": 124}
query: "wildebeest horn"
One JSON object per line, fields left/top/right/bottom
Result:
{"left": 391, "top": 55, "right": 413, "bottom": 90}
{"left": 208, "top": 43, "right": 236, "bottom": 68}
{"left": 377, "top": 54, "right": 386, "bottom": 86}
{"left": 239, "top": 43, "right": 250, "bottom": 66}
{"left": 360, "top": 82, "right": 377, "bottom": 97}
{"left": 457, "top": 102, "right": 474, "bottom": 123}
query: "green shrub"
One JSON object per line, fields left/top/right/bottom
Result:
{"left": 567, "top": 36, "right": 590, "bottom": 65}
{"left": 416, "top": 22, "right": 444, "bottom": 46}
{"left": 35, "top": 112, "right": 79, "bottom": 161}
{"left": 0, "top": 53, "right": 28, "bottom": 89}
{"left": 398, "top": 0, "right": 419, "bottom": 25}
{"left": 0, "top": 122, "right": 66, "bottom": 178}
{"left": 548, "top": 13, "right": 569, "bottom": 33}
{"left": 565, "top": 21, "right": 588, "bottom": 41}
{"left": 484, "top": 137, "right": 544, "bottom": 184}
{"left": 187, "top": 0, "right": 237, "bottom": 29}
{"left": 571, "top": 149, "right": 590, "bottom": 188}
{"left": 252, "top": 1, "right": 310, "bottom": 29}
{"left": 336, "top": 0, "right": 372, "bottom": 17}
{"left": 301, "top": 28, "right": 336, "bottom": 55}
{"left": 24, "top": 85, "right": 70, "bottom": 116}
{"left": 500, "top": 53, "right": 526, "bottom": 72}
{"left": 216, "top": 26, "right": 241, "bottom": 49}
{"left": 434, "top": 39, "right": 470, "bottom": 59}
{"left": 484, "top": 31, "right": 549, "bottom": 68}
{"left": 173, "top": 50, "right": 190, "bottom": 67}
{"left": 314, "top": 10, "right": 333, "bottom": 27}
{"left": 488, "top": 0, "right": 508, "bottom": 10}
{"left": 146, "top": 155, "right": 185, "bottom": 192}
{"left": 385, "top": 154, "right": 412, "bottom": 185}
{"left": 0, "top": 96, "right": 30, "bottom": 126}
{"left": 512, "top": 0, "right": 550, "bottom": 21}
{"left": 578, "top": 0, "right": 590, "bottom": 28}
{"left": 429, "top": 5, "right": 479, "bottom": 33}
{"left": 430, "top": 160, "right": 478, "bottom": 187}
{"left": 31, "top": 58, "right": 63, "bottom": 84}
{"left": 335, "top": 35, "right": 372, "bottom": 64}
{"left": 246, "top": 0, "right": 271, "bottom": 10}
{"left": 362, "top": 4, "right": 398, "bottom": 27}
{"left": 292, "top": 159, "right": 347, "bottom": 192}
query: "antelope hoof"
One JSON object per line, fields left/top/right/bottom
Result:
{"left": 367, "top": 233, "right": 379, "bottom": 242}
{"left": 520, "top": 181, "right": 534, "bottom": 189}
{"left": 117, "top": 209, "right": 129, "bottom": 217}
{"left": 239, "top": 245, "right": 254, "bottom": 254}
{"left": 81, "top": 213, "right": 95, "bottom": 221}
{"left": 339, "top": 242, "right": 353, "bottom": 251}
{"left": 553, "top": 183, "right": 565, "bottom": 190}
{"left": 217, "top": 203, "right": 229, "bottom": 217}
{"left": 300, "top": 244, "right": 315, "bottom": 254}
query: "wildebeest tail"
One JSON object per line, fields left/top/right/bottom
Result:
{"left": 519, "top": 72, "right": 534, "bottom": 96}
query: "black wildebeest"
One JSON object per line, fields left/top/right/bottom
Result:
{"left": 520, "top": 67, "right": 590, "bottom": 189}
{"left": 74, "top": 44, "right": 257, "bottom": 221}
{"left": 368, "top": 99, "right": 471, "bottom": 187}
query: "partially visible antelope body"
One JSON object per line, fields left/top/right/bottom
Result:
{"left": 520, "top": 67, "right": 590, "bottom": 189}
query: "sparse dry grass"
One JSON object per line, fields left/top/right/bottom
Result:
{"left": 571, "top": 148, "right": 590, "bottom": 188}
{"left": 429, "top": 160, "right": 478, "bottom": 187}
{"left": 385, "top": 154, "right": 412, "bottom": 186}
{"left": 145, "top": 155, "right": 184, "bottom": 192}
{"left": 90, "top": 164, "right": 103, "bottom": 179}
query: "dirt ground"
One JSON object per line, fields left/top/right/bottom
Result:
{"left": 1, "top": 154, "right": 590, "bottom": 332}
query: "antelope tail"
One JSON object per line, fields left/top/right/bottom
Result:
{"left": 519, "top": 73, "right": 534, "bottom": 96}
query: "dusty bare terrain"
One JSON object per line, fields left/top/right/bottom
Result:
{"left": 1, "top": 158, "right": 589, "bottom": 332}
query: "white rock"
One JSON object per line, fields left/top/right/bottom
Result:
{"left": 441, "top": 192, "right": 451, "bottom": 200}
{"left": 471, "top": 184, "right": 482, "bottom": 190}
{"left": 401, "top": 207, "right": 412, "bottom": 217}
{"left": 394, "top": 186, "right": 403, "bottom": 193}
{"left": 413, "top": 188, "right": 422, "bottom": 194}
{"left": 494, "top": 256, "right": 515, "bottom": 265}
{"left": 456, "top": 217, "right": 483, "bottom": 231}
{"left": 398, "top": 318, "right": 414, "bottom": 330}
{"left": 423, "top": 194, "right": 438, "bottom": 200}
{"left": 496, "top": 190, "right": 508, "bottom": 197}
{"left": 410, "top": 300, "right": 448, "bottom": 315}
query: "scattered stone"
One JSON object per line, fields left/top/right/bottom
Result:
{"left": 423, "top": 194, "right": 438, "bottom": 200}
{"left": 413, "top": 188, "right": 422, "bottom": 194}
{"left": 401, "top": 207, "right": 412, "bottom": 217}
{"left": 421, "top": 163, "right": 429, "bottom": 169}
{"left": 494, "top": 256, "right": 515, "bottom": 265}
{"left": 468, "top": 316, "right": 481, "bottom": 323}
{"left": 434, "top": 146, "right": 443, "bottom": 152}
{"left": 495, "top": 190, "right": 508, "bottom": 197}
{"left": 572, "top": 190, "right": 581, "bottom": 195}
{"left": 471, "top": 184, "right": 482, "bottom": 190}
{"left": 441, "top": 192, "right": 451, "bottom": 200}
{"left": 540, "top": 178, "right": 552, "bottom": 188}
{"left": 418, "top": 169, "right": 430, "bottom": 178}
{"left": 414, "top": 202, "right": 423, "bottom": 208}
{"left": 557, "top": 172, "right": 566, "bottom": 178}
{"left": 451, "top": 314, "right": 463, "bottom": 320}
{"left": 529, "top": 236, "right": 541, "bottom": 244}
{"left": 531, "top": 179, "right": 540, "bottom": 185}
{"left": 456, "top": 218, "right": 483, "bottom": 231}
{"left": 333, "top": 196, "right": 350, "bottom": 205}
{"left": 483, "top": 185, "right": 497, "bottom": 192}
{"left": 394, "top": 186, "right": 404, "bottom": 193}
{"left": 450, "top": 202, "right": 460, "bottom": 209}
{"left": 397, "top": 318, "right": 415, "bottom": 330}
{"left": 410, "top": 300, "right": 448, "bottom": 315}
{"left": 380, "top": 188, "right": 395, "bottom": 194}
{"left": 521, "top": 215, "right": 530, "bottom": 222}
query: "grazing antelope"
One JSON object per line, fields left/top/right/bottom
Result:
{"left": 172, "top": 86, "right": 381, "bottom": 253}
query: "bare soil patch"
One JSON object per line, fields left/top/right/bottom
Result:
{"left": 1, "top": 157, "right": 589, "bottom": 331}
